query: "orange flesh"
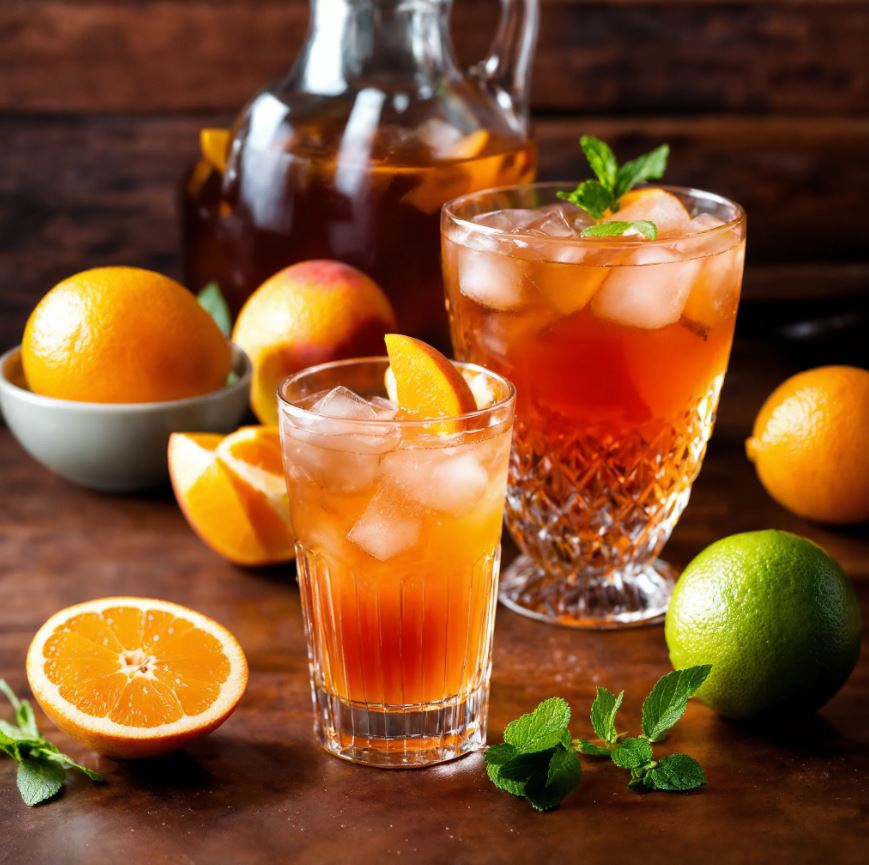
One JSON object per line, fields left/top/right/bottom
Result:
{"left": 384, "top": 333, "right": 477, "bottom": 429}
{"left": 42, "top": 608, "right": 230, "bottom": 726}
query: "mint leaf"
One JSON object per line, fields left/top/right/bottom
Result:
{"left": 574, "top": 739, "right": 611, "bottom": 757}
{"left": 580, "top": 136, "right": 618, "bottom": 190}
{"left": 37, "top": 748, "right": 104, "bottom": 783}
{"left": 614, "top": 144, "right": 669, "bottom": 199}
{"left": 590, "top": 687, "right": 623, "bottom": 745}
{"left": 499, "top": 749, "right": 555, "bottom": 783}
{"left": 581, "top": 220, "right": 658, "bottom": 240}
{"left": 484, "top": 742, "right": 516, "bottom": 766}
{"left": 17, "top": 756, "right": 65, "bottom": 806}
{"left": 525, "top": 746, "right": 582, "bottom": 812}
{"left": 641, "top": 666, "right": 711, "bottom": 743}
{"left": 197, "top": 282, "right": 232, "bottom": 336}
{"left": 643, "top": 754, "right": 706, "bottom": 792}
{"left": 503, "top": 697, "right": 571, "bottom": 754}
{"left": 557, "top": 180, "right": 614, "bottom": 220}
{"left": 0, "top": 679, "right": 21, "bottom": 713}
{"left": 611, "top": 737, "right": 653, "bottom": 769}
{"left": 485, "top": 742, "right": 526, "bottom": 796}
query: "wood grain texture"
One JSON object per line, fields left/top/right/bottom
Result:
{"left": 1, "top": 0, "right": 866, "bottom": 114}
{"left": 0, "top": 340, "right": 867, "bottom": 865}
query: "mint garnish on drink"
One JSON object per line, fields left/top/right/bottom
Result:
{"left": 1, "top": 679, "right": 103, "bottom": 806}
{"left": 557, "top": 135, "right": 670, "bottom": 238}
{"left": 486, "top": 666, "right": 710, "bottom": 810}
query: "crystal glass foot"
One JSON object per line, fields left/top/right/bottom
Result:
{"left": 500, "top": 555, "right": 678, "bottom": 629}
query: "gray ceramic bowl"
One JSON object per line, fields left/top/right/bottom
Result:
{"left": 0, "top": 343, "right": 252, "bottom": 492}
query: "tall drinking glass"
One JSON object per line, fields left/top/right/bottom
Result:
{"left": 442, "top": 183, "right": 746, "bottom": 628}
{"left": 278, "top": 358, "right": 516, "bottom": 766}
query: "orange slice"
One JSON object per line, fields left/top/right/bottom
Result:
{"left": 26, "top": 597, "right": 248, "bottom": 759}
{"left": 168, "top": 428, "right": 294, "bottom": 566}
{"left": 384, "top": 334, "right": 476, "bottom": 433}
{"left": 200, "top": 128, "right": 231, "bottom": 174}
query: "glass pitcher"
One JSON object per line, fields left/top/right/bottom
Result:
{"left": 180, "top": 0, "right": 539, "bottom": 343}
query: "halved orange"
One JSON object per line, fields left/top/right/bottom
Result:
{"left": 168, "top": 427, "right": 294, "bottom": 566}
{"left": 384, "top": 334, "right": 477, "bottom": 433}
{"left": 26, "top": 597, "right": 248, "bottom": 759}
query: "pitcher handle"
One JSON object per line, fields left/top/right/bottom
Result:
{"left": 475, "top": 0, "right": 539, "bottom": 132}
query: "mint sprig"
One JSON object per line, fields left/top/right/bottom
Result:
{"left": 557, "top": 135, "right": 669, "bottom": 236}
{"left": 485, "top": 697, "right": 581, "bottom": 812}
{"left": 573, "top": 665, "right": 711, "bottom": 793}
{"left": 485, "top": 667, "right": 711, "bottom": 810}
{"left": 1, "top": 679, "right": 104, "bottom": 806}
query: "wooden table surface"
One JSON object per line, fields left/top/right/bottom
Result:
{"left": 0, "top": 337, "right": 866, "bottom": 865}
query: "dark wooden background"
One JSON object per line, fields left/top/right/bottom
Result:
{"left": 1, "top": 0, "right": 868, "bottom": 356}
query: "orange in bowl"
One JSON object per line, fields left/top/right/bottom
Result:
{"left": 22, "top": 267, "right": 232, "bottom": 404}
{"left": 232, "top": 260, "right": 396, "bottom": 425}
{"left": 26, "top": 597, "right": 248, "bottom": 759}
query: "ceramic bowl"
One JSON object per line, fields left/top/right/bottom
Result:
{"left": 0, "top": 343, "right": 252, "bottom": 492}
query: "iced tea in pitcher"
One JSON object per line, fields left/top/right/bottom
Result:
{"left": 180, "top": 0, "right": 540, "bottom": 344}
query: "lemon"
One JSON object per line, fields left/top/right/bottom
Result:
{"left": 665, "top": 530, "right": 861, "bottom": 720}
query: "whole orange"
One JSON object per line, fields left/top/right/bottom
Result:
{"left": 232, "top": 260, "right": 397, "bottom": 424}
{"left": 22, "top": 267, "right": 231, "bottom": 403}
{"left": 746, "top": 365, "right": 869, "bottom": 524}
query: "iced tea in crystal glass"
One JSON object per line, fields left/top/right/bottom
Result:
{"left": 442, "top": 183, "right": 746, "bottom": 628}
{"left": 278, "top": 358, "right": 515, "bottom": 766}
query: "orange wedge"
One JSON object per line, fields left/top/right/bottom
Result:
{"left": 168, "top": 428, "right": 294, "bottom": 566}
{"left": 384, "top": 334, "right": 476, "bottom": 433}
{"left": 200, "top": 128, "right": 231, "bottom": 174}
{"left": 26, "top": 597, "right": 248, "bottom": 759}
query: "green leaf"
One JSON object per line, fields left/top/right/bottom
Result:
{"left": 641, "top": 666, "right": 711, "bottom": 743}
{"left": 17, "top": 756, "right": 65, "bottom": 806}
{"left": 499, "top": 749, "right": 555, "bottom": 782}
{"left": 36, "top": 749, "right": 104, "bottom": 783}
{"left": 590, "top": 687, "right": 623, "bottom": 745}
{"left": 574, "top": 738, "right": 611, "bottom": 757}
{"left": 581, "top": 220, "right": 658, "bottom": 240}
{"left": 484, "top": 742, "right": 516, "bottom": 766}
{"left": 614, "top": 144, "right": 670, "bottom": 199}
{"left": 503, "top": 697, "right": 571, "bottom": 754}
{"left": 642, "top": 754, "right": 707, "bottom": 792}
{"left": 197, "top": 282, "right": 232, "bottom": 336}
{"left": 0, "top": 679, "right": 21, "bottom": 713}
{"left": 611, "top": 737, "right": 653, "bottom": 770}
{"left": 15, "top": 700, "right": 39, "bottom": 739}
{"left": 580, "top": 136, "right": 618, "bottom": 190}
{"left": 556, "top": 180, "right": 615, "bottom": 220}
{"left": 525, "top": 746, "right": 582, "bottom": 812}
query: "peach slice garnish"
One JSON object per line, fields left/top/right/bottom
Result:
{"left": 384, "top": 334, "right": 477, "bottom": 433}
{"left": 613, "top": 188, "right": 692, "bottom": 234}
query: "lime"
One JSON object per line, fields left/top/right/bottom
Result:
{"left": 665, "top": 530, "right": 862, "bottom": 720}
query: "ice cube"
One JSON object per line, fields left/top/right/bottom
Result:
{"left": 689, "top": 213, "right": 725, "bottom": 233}
{"left": 313, "top": 386, "right": 376, "bottom": 421}
{"left": 616, "top": 189, "right": 692, "bottom": 235}
{"left": 591, "top": 247, "right": 702, "bottom": 329}
{"left": 381, "top": 447, "right": 489, "bottom": 513}
{"left": 415, "top": 118, "right": 464, "bottom": 159}
{"left": 472, "top": 209, "right": 542, "bottom": 232}
{"left": 369, "top": 396, "right": 398, "bottom": 419}
{"left": 458, "top": 244, "right": 530, "bottom": 311}
{"left": 282, "top": 431, "right": 383, "bottom": 493}
{"left": 682, "top": 242, "right": 745, "bottom": 329}
{"left": 524, "top": 207, "right": 576, "bottom": 238}
{"left": 347, "top": 490, "right": 420, "bottom": 560}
